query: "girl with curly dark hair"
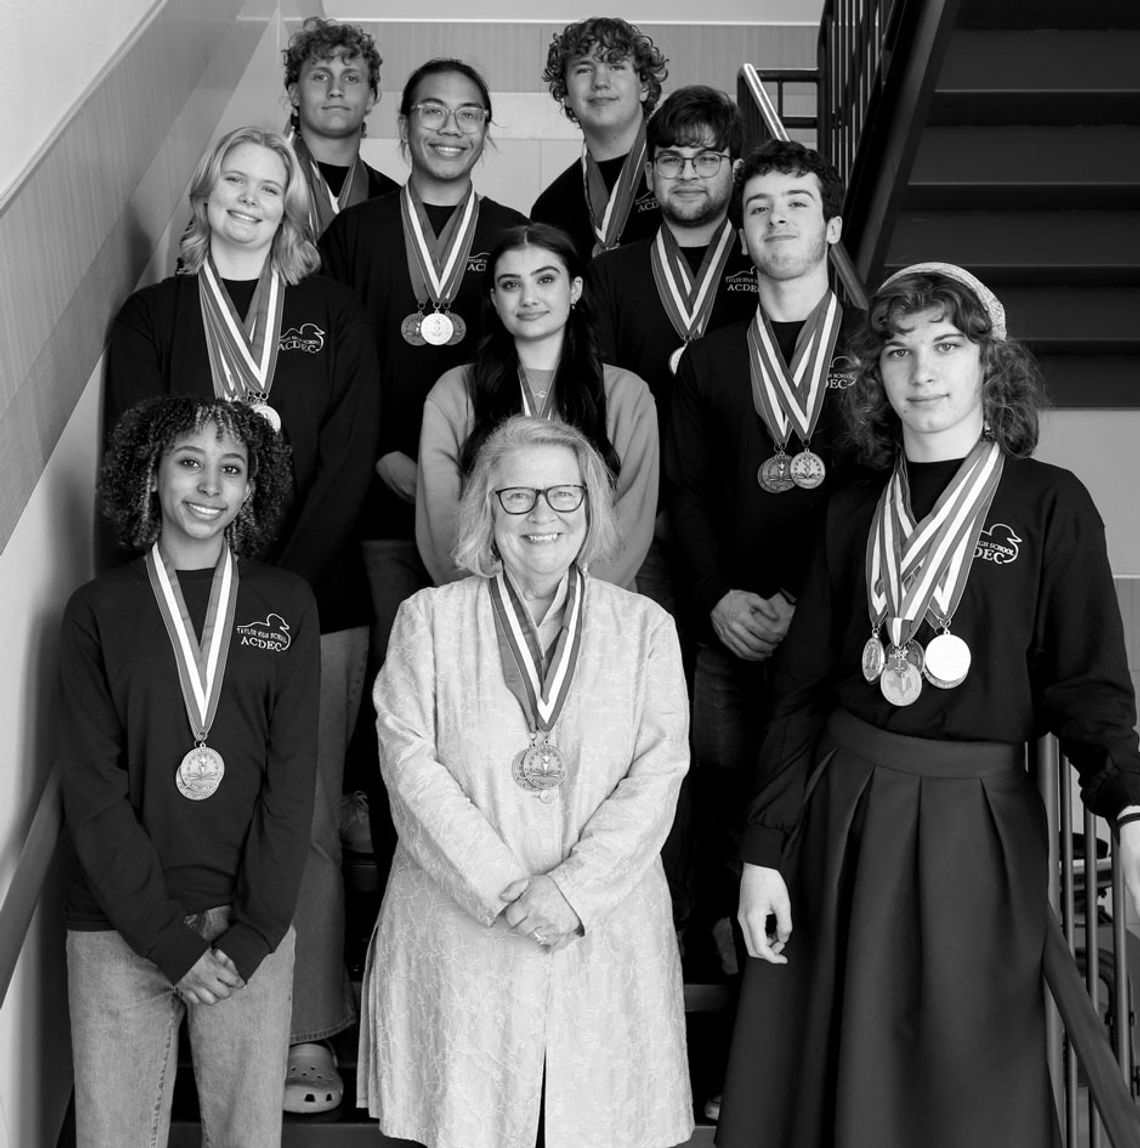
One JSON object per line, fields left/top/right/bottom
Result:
{"left": 416, "top": 223, "right": 658, "bottom": 590}
{"left": 717, "top": 263, "right": 1140, "bottom": 1148}
{"left": 60, "top": 396, "right": 320, "bottom": 1148}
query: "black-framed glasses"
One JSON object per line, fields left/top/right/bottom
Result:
{"left": 494, "top": 485, "right": 587, "bottom": 515}
{"left": 411, "top": 100, "right": 489, "bottom": 133}
{"left": 652, "top": 151, "right": 730, "bottom": 179}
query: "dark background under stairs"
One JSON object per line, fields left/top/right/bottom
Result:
{"left": 872, "top": 0, "right": 1140, "bottom": 407}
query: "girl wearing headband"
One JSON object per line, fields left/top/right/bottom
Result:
{"left": 715, "top": 264, "right": 1140, "bottom": 1147}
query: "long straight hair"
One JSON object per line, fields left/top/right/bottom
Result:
{"left": 457, "top": 223, "right": 620, "bottom": 482}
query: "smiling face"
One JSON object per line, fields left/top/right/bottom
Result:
{"left": 154, "top": 424, "right": 253, "bottom": 567}
{"left": 290, "top": 51, "right": 376, "bottom": 142}
{"left": 740, "top": 168, "right": 841, "bottom": 282}
{"left": 490, "top": 244, "right": 583, "bottom": 348}
{"left": 879, "top": 307, "right": 986, "bottom": 461}
{"left": 206, "top": 142, "right": 287, "bottom": 263}
{"left": 491, "top": 445, "right": 588, "bottom": 592}
{"left": 399, "top": 69, "right": 488, "bottom": 190}
{"left": 646, "top": 134, "right": 735, "bottom": 230}
{"left": 563, "top": 50, "right": 647, "bottom": 139}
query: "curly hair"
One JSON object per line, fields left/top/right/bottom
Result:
{"left": 179, "top": 126, "right": 320, "bottom": 285}
{"left": 542, "top": 17, "right": 668, "bottom": 120}
{"left": 101, "top": 397, "right": 293, "bottom": 558}
{"left": 283, "top": 17, "right": 382, "bottom": 134}
{"left": 844, "top": 272, "right": 1046, "bottom": 470}
{"left": 734, "top": 139, "right": 845, "bottom": 224}
{"left": 453, "top": 415, "right": 620, "bottom": 578}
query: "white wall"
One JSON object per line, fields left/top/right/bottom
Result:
{"left": 336, "top": 0, "right": 824, "bottom": 22}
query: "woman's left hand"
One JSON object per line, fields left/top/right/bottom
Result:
{"left": 500, "top": 876, "right": 582, "bottom": 952}
{"left": 1119, "top": 821, "right": 1140, "bottom": 918}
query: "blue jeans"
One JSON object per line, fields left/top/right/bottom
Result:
{"left": 67, "top": 908, "right": 294, "bottom": 1148}
{"left": 289, "top": 627, "right": 368, "bottom": 1042}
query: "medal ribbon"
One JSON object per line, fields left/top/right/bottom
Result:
{"left": 581, "top": 122, "right": 648, "bottom": 256}
{"left": 400, "top": 182, "right": 479, "bottom": 311}
{"left": 199, "top": 258, "right": 285, "bottom": 404}
{"left": 288, "top": 130, "right": 371, "bottom": 237}
{"left": 519, "top": 367, "right": 557, "bottom": 420}
{"left": 649, "top": 219, "right": 736, "bottom": 346}
{"left": 489, "top": 564, "right": 585, "bottom": 736}
{"left": 867, "top": 439, "right": 1004, "bottom": 648}
{"left": 145, "top": 544, "right": 239, "bottom": 745}
{"left": 746, "top": 291, "right": 842, "bottom": 449}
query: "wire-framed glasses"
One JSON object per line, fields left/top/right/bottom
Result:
{"left": 411, "top": 100, "right": 489, "bottom": 133}
{"left": 652, "top": 151, "right": 730, "bottom": 179}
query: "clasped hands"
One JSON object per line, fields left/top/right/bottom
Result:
{"left": 176, "top": 947, "right": 244, "bottom": 1006}
{"left": 711, "top": 590, "right": 795, "bottom": 662}
{"left": 500, "top": 874, "right": 582, "bottom": 953}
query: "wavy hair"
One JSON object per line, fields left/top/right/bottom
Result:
{"left": 179, "top": 126, "right": 320, "bottom": 285}
{"left": 458, "top": 223, "right": 621, "bottom": 481}
{"left": 647, "top": 85, "right": 744, "bottom": 159}
{"left": 543, "top": 17, "right": 668, "bottom": 119}
{"left": 454, "top": 415, "right": 620, "bottom": 578}
{"left": 283, "top": 17, "right": 383, "bottom": 134}
{"left": 101, "top": 397, "right": 293, "bottom": 557}
{"left": 844, "top": 271, "right": 1046, "bottom": 470}
{"left": 734, "top": 139, "right": 845, "bottom": 224}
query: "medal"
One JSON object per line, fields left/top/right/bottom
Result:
{"left": 420, "top": 311, "right": 454, "bottom": 346}
{"left": 490, "top": 566, "right": 586, "bottom": 795}
{"left": 862, "top": 634, "right": 885, "bottom": 682}
{"left": 400, "top": 312, "right": 426, "bottom": 346}
{"left": 146, "top": 544, "right": 239, "bottom": 800}
{"left": 584, "top": 123, "right": 648, "bottom": 256}
{"left": 520, "top": 367, "right": 557, "bottom": 420}
{"left": 445, "top": 312, "right": 467, "bottom": 346}
{"left": 923, "top": 631, "right": 972, "bottom": 688}
{"left": 176, "top": 744, "right": 225, "bottom": 801}
{"left": 790, "top": 449, "right": 826, "bottom": 489}
{"left": 287, "top": 127, "right": 371, "bottom": 238}
{"left": 249, "top": 401, "right": 281, "bottom": 432}
{"left": 880, "top": 653, "right": 923, "bottom": 707}
{"left": 758, "top": 452, "right": 794, "bottom": 493}
{"left": 668, "top": 346, "right": 686, "bottom": 374}
{"left": 199, "top": 258, "right": 285, "bottom": 419}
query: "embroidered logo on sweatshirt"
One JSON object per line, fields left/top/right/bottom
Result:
{"left": 724, "top": 269, "right": 758, "bottom": 294}
{"left": 237, "top": 613, "right": 292, "bottom": 652}
{"left": 975, "top": 523, "right": 1022, "bottom": 566}
{"left": 467, "top": 250, "right": 489, "bottom": 273}
{"left": 635, "top": 190, "right": 658, "bottom": 214}
{"left": 279, "top": 323, "right": 326, "bottom": 354}
{"left": 827, "top": 354, "right": 856, "bottom": 390}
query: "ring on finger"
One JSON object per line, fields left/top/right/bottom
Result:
{"left": 532, "top": 929, "right": 548, "bottom": 946}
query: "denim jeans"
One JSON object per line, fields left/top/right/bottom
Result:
{"left": 289, "top": 627, "right": 367, "bottom": 1042}
{"left": 67, "top": 908, "right": 294, "bottom": 1148}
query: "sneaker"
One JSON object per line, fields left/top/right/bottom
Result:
{"left": 339, "top": 790, "right": 373, "bottom": 854}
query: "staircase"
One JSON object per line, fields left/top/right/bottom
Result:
{"left": 864, "top": 0, "right": 1140, "bottom": 407}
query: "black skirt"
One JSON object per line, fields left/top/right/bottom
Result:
{"left": 717, "top": 710, "right": 1060, "bottom": 1148}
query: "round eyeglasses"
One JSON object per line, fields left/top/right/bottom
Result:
{"left": 494, "top": 485, "right": 587, "bottom": 515}
{"left": 411, "top": 100, "right": 489, "bottom": 134}
{"left": 652, "top": 152, "right": 730, "bottom": 179}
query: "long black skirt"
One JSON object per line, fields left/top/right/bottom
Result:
{"left": 717, "top": 710, "right": 1060, "bottom": 1148}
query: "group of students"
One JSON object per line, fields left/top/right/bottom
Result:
{"left": 55, "top": 11, "right": 1140, "bottom": 1148}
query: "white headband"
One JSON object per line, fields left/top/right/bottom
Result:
{"left": 879, "top": 261, "right": 1006, "bottom": 340}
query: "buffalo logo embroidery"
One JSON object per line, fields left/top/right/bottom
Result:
{"left": 724, "top": 269, "right": 758, "bottom": 294}
{"left": 467, "top": 250, "right": 489, "bottom": 273}
{"left": 237, "top": 613, "right": 292, "bottom": 652}
{"left": 827, "top": 354, "right": 857, "bottom": 390}
{"left": 975, "top": 523, "right": 1022, "bottom": 565}
{"left": 279, "top": 323, "right": 325, "bottom": 354}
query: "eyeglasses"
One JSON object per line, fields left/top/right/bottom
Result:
{"left": 494, "top": 485, "right": 587, "bottom": 515}
{"left": 652, "top": 151, "right": 730, "bottom": 179}
{"left": 411, "top": 100, "right": 489, "bottom": 133}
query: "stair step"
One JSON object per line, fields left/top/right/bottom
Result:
{"left": 956, "top": 0, "right": 1140, "bottom": 30}
{"left": 995, "top": 287, "right": 1140, "bottom": 349}
{"left": 886, "top": 212, "right": 1140, "bottom": 283}
{"left": 1030, "top": 354, "right": 1140, "bottom": 408}
{"left": 907, "top": 126, "right": 1140, "bottom": 208}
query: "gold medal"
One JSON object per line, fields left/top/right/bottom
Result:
{"left": 758, "top": 452, "right": 795, "bottom": 493}
{"left": 861, "top": 635, "right": 885, "bottom": 682}
{"left": 789, "top": 449, "right": 826, "bottom": 490}
{"left": 400, "top": 312, "right": 426, "bottom": 346}
{"left": 249, "top": 402, "right": 281, "bottom": 432}
{"left": 176, "top": 744, "right": 225, "bottom": 801}
{"left": 445, "top": 312, "right": 468, "bottom": 346}
{"left": 420, "top": 311, "right": 454, "bottom": 346}
{"left": 880, "top": 649, "right": 923, "bottom": 707}
{"left": 923, "top": 632, "right": 972, "bottom": 688}
{"left": 519, "top": 742, "right": 567, "bottom": 791}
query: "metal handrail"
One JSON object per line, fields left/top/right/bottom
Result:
{"left": 736, "top": 64, "right": 869, "bottom": 311}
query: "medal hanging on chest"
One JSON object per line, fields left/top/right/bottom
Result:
{"left": 199, "top": 258, "right": 285, "bottom": 431}
{"left": 145, "top": 544, "right": 239, "bottom": 800}
{"left": 863, "top": 439, "right": 1004, "bottom": 706}
{"left": 489, "top": 565, "right": 586, "bottom": 794}
{"left": 746, "top": 292, "right": 842, "bottom": 493}
{"left": 400, "top": 182, "right": 479, "bottom": 348}
{"left": 287, "top": 127, "right": 370, "bottom": 238}
{"left": 519, "top": 367, "right": 557, "bottom": 420}
{"left": 583, "top": 123, "right": 648, "bottom": 258}
{"left": 649, "top": 219, "right": 736, "bottom": 375}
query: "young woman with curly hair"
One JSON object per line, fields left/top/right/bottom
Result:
{"left": 716, "top": 263, "right": 1140, "bottom": 1148}
{"left": 60, "top": 396, "right": 320, "bottom": 1148}
{"left": 532, "top": 17, "right": 669, "bottom": 260}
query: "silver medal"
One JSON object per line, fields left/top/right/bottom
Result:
{"left": 923, "top": 632, "right": 972, "bottom": 689}
{"left": 420, "top": 311, "right": 455, "bottom": 346}
{"left": 176, "top": 744, "right": 225, "bottom": 801}
{"left": 789, "top": 449, "right": 826, "bottom": 490}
